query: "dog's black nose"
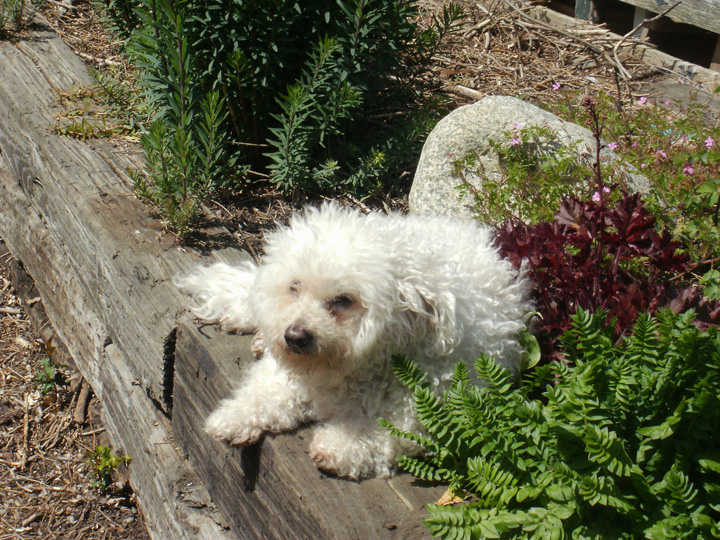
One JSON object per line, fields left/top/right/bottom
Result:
{"left": 284, "top": 325, "right": 315, "bottom": 353}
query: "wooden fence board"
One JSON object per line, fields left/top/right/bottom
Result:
{"left": 614, "top": 0, "right": 720, "bottom": 36}
{"left": 0, "top": 21, "right": 240, "bottom": 540}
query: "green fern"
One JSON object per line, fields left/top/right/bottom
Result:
{"left": 386, "top": 308, "right": 720, "bottom": 539}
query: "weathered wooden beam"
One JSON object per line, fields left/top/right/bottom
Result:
{"left": 531, "top": 5, "right": 720, "bottom": 88}
{"left": 632, "top": 7, "right": 651, "bottom": 41}
{"left": 173, "top": 321, "right": 443, "bottom": 540}
{"left": 612, "top": 0, "right": 720, "bottom": 36}
{"left": 0, "top": 21, "right": 240, "bottom": 540}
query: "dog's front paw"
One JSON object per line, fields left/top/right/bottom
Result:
{"left": 251, "top": 331, "right": 266, "bottom": 359}
{"left": 204, "top": 408, "right": 263, "bottom": 446}
{"left": 309, "top": 431, "right": 379, "bottom": 480}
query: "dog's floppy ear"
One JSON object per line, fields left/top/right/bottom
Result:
{"left": 397, "top": 281, "right": 457, "bottom": 355}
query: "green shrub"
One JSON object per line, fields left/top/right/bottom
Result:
{"left": 383, "top": 308, "right": 720, "bottom": 539}
{"left": 125, "top": 0, "right": 463, "bottom": 232}
{"left": 455, "top": 124, "right": 596, "bottom": 225}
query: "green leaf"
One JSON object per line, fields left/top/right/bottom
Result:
{"left": 519, "top": 329, "right": 542, "bottom": 371}
{"left": 698, "top": 458, "right": 720, "bottom": 475}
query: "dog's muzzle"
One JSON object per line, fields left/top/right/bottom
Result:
{"left": 284, "top": 324, "right": 316, "bottom": 354}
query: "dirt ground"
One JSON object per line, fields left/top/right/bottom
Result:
{"left": 1, "top": 0, "right": 718, "bottom": 539}
{"left": 0, "top": 253, "right": 150, "bottom": 540}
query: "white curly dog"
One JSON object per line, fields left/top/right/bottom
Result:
{"left": 177, "top": 203, "right": 531, "bottom": 480}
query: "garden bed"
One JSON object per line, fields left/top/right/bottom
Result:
{"left": 1, "top": 0, "right": 719, "bottom": 538}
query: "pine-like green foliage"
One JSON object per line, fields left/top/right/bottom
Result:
{"left": 384, "top": 309, "right": 720, "bottom": 539}
{"left": 123, "top": 0, "right": 464, "bottom": 231}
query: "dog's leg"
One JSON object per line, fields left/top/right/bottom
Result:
{"left": 175, "top": 261, "right": 258, "bottom": 332}
{"left": 204, "top": 354, "right": 310, "bottom": 446}
{"left": 309, "top": 419, "right": 400, "bottom": 480}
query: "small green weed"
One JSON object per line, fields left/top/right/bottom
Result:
{"left": 86, "top": 445, "right": 131, "bottom": 490}
{"left": 33, "top": 339, "right": 68, "bottom": 396}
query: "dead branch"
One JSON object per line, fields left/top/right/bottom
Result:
{"left": 442, "top": 85, "right": 486, "bottom": 101}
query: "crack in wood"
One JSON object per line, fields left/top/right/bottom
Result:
{"left": 162, "top": 327, "right": 177, "bottom": 414}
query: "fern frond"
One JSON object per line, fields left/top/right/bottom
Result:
{"left": 465, "top": 457, "right": 520, "bottom": 507}
{"left": 452, "top": 360, "right": 471, "bottom": 389}
{"left": 654, "top": 468, "right": 700, "bottom": 512}
{"left": 583, "top": 425, "right": 636, "bottom": 478}
{"left": 474, "top": 355, "right": 514, "bottom": 394}
{"left": 425, "top": 504, "right": 526, "bottom": 540}
{"left": 623, "top": 312, "right": 661, "bottom": 368}
{"left": 561, "top": 308, "right": 614, "bottom": 365}
{"left": 412, "top": 385, "right": 473, "bottom": 458}
{"left": 377, "top": 417, "right": 440, "bottom": 454}
{"left": 391, "top": 355, "right": 428, "bottom": 389}
{"left": 396, "top": 454, "right": 454, "bottom": 483}
{"left": 578, "top": 475, "right": 635, "bottom": 512}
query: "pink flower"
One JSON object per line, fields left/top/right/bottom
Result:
{"left": 664, "top": 99, "right": 671, "bottom": 106}
{"left": 641, "top": 163, "right": 646, "bottom": 169}
{"left": 631, "top": 141, "right": 639, "bottom": 147}
{"left": 657, "top": 150, "right": 667, "bottom": 158}
{"left": 637, "top": 96, "right": 648, "bottom": 105}
{"left": 592, "top": 187, "right": 611, "bottom": 202}
{"left": 607, "top": 142, "right": 618, "bottom": 151}
{"left": 513, "top": 122, "right": 522, "bottom": 130}
{"left": 706, "top": 137, "right": 716, "bottom": 148}
{"left": 552, "top": 82, "right": 562, "bottom": 91}
{"left": 683, "top": 163, "right": 695, "bottom": 176}
{"left": 510, "top": 137, "right": 521, "bottom": 146}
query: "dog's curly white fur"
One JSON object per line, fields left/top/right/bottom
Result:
{"left": 177, "top": 203, "right": 531, "bottom": 479}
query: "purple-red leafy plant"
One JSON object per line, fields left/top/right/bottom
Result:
{"left": 497, "top": 97, "right": 719, "bottom": 361}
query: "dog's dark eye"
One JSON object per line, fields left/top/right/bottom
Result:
{"left": 289, "top": 281, "right": 301, "bottom": 295}
{"left": 329, "top": 294, "right": 355, "bottom": 311}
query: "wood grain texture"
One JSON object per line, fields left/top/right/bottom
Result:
{"left": 173, "top": 322, "right": 444, "bottom": 540}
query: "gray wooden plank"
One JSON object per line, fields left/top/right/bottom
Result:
{"left": 612, "top": 0, "right": 720, "bottom": 36}
{"left": 0, "top": 20, "right": 244, "bottom": 540}
{"left": 102, "top": 344, "right": 236, "bottom": 539}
